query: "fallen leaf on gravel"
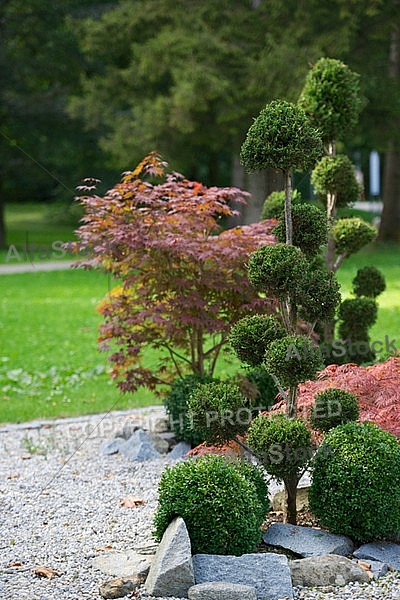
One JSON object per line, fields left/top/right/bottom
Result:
{"left": 33, "top": 566, "right": 61, "bottom": 579}
{"left": 95, "top": 545, "right": 114, "bottom": 552}
{"left": 20, "top": 455, "right": 31, "bottom": 460}
{"left": 6, "top": 473, "right": 20, "bottom": 479}
{"left": 6, "top": 561, "right": 23, "bottom": 568}
{"left": 119, "top": 496, "right": 145, "bottom": 508}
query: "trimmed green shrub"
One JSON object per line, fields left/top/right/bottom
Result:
{"left": 299, "top": 57, "right": 362, "bottom": 144}
{"left": 240, "top": 100, "right": 323, "bottom": 174}
{"left": 153, "top": 454, "right": 265, "bottom": 555}
{"left": 311, "top": 155, "right": 360, "bottom": 208}
{"left": 274, "top": 203, "right": 328, "bottom": 256}
{"left": 229, "top": 315, "right": 285, "bottom": 368}
{"left": 163, "top": 374, "right": 213, "bottom": 446}
{"left": 188, "top": 381, "right": 251, "bottom": 444}
{"left": 353, "top": 266, "right": 386, "bottom": 298}
{"left": 261, "top": 189, "right": 302, "bottom": 219}
{"left": 247, "top": 413, "right": 312, "bottom": 480}
{"left": 338, "top": 298, "right": 378, "bottom": 331}
{"left": 248, "top": 244, "right": 308, "bottom": 298}
{"left": 265, "top": 335, "right": 323, "bottom": 388}
{"left": 310, "top": 388, "right": 360, "bottom": 432}
{"left": 333, "top": 218, "right": 377, "bottom": 256}
{"left": 236, "top": 460, "right": 271, "bottom": 519}
{"left": 309, "top": 422, "right": 400, "bottom": 542}
{"left": 297, "top": 267, "right": 341, "bottom": 323}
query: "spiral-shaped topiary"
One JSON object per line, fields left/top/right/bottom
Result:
{"left": 352, "top": 266, "right": 386, "bottom": 298}
{"left": 229, "top": 314, "right": 285, "bottom": 368}
{"left": 273, "top": 203, "right": 328, "bottom": 256}
{"left": 309, "top": 422, "right": 400, "bottom": 542}
{"left": 248, "top": 243, "right": 308, "bottom": 298}
{"left": 264, "top": 335, "right": 323, "bottom": 388}
{"left": 310, "top": 388, "right": 360, "bottom": 433}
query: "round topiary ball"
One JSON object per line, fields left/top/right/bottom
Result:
{"left": 310, "top": 388, "right": 360, "bottom": 432}
{"left": 338, "top": 297, "right": 378, "bottom": 329}
{"left": 229, "top": 314, "right": 285, "bottom": 368}
{"left": 333, "top": 217, "right": 376, "bottom": 256}
{"left": 352, "top": 266, "right": 386, "bottom": 298}
{"left": 188, "top": 381, "right": 251, "bottom": 444}
{"left": 163, "top": 374, "right": 214, "bottom": 446}
{"left": 274, "top": 203, "right": 328, "bottom": 256}
{"left": 248, "top": 243, "right": 308, "bottom": 298}
{"left": 153, "top": 454, "right": 265, "bottom": 555}
{"left": 309, "top": 422, "right": 400, "bottom": 542}
{"left": 297, "top": 267, "right": 341, "bottom": 323}
{"left": 265, "top": 335, "right": 323, "bottom": 388}
{"left": 247, "top": 413, "right": 312, "bottom": 480}
{"left": 261, "top": 189, "right": 302, "bottom": 219}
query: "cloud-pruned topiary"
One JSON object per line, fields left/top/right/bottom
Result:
{"left": 297, "top": 267, "right": 341, "bottom": 323}
{"left": 309, "top": 422, "right": 400, "bottom": 542}
{"left": 310, "top": 388, "right": 360, "bottom": 433}
{"left": 352, "top": 266, "right": 386, "bottom": 299}
{"left": 247, "top": 243, "right": 308, "bottom": 299}
{"left": 299, "top": 57, "right": 363, "bottom": 144}
{"left": 274, "top": 203, "right": 328, "bottom": 256}
{"left": 229, "top": 315, "right": 285, "bottom": 368}
{"left": 265, "top": 335, "right": 323, "bottom": 388}
{"left": 333, "top": 218, "right": 377, "bottom": 256}
{"left": 240, "top": 100, "right": 323, "bottom": 174}
{"left": 338, "top": 297, "right": 378, "bottom": 332}
{"left": 153, "top": 454, "right": 265, "bottom": 555}
{"left": 311, "top": 155, "right": 360, "bottom": 208}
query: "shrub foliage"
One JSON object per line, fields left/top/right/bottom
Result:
{"left": 310, "top": 387, "right": 360, "bottom": 432}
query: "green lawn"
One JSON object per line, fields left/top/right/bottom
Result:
{"left": 0, "top": 204, "right": 399, "bottom": 425}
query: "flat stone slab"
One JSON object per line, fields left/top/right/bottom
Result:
{"left": 189, "top": 581, "right": 257, "bottom": 600}
{"left": 92, "top": 550, "right": 153, "bottom": 579}
{"left": 193, "top": 553, "right": 293, "bottom": 600}
{"left": 290, "top": 554, "right": 369, "bottom": 587}
{"left": 263, "top": 523, "right": 353, "bottom": 558}
{"left": 353, "top": 542, "right": 400, "bottom": 571}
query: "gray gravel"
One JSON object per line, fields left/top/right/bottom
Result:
{"left": 1, "top": 407, "right": 399, "bottom": 600}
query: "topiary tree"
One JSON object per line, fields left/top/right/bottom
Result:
{"left": 229, "top": 315, "right": 285, "bottom": 368}
{"left": 311, "top": 154, "right": 360, "bottom": 221}
{"left": 261, "top": 189, "right": 302, "bottom": 220}
{"left": 273, "top": 203, "right": 328, "bottom": 257}
{"left": 309, "top": 422, "right": 400, "bottom": 542}
{"left": 310, "top": 388, "right": 360, "bottom": 433}
{"left": 240, "top": 100, "right": 323, "bottom": 245}
{"left": 352, "top": 266, "right": 386, "bottom": 298}
{"left": 153, "top": 454, "right": 267, "bottom": 555}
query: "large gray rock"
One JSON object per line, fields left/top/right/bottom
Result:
{"left": 263, "top": 523, "right": 353, "bottom": 558}
{"left": 101, "top": 438, "right": 126, "bottom": 456}
{"left": 290, "top": 554, "right": 369, "bottom": 587}
{"left": 353, "top": 542, "right": 400, "bottom": 570}
{"left": 169, "top": 441, "right": 191, "bottom": 460}
{"left": 145, "top": 517, "right": 194, "bottom": 597}
{"left": 119, "top": 429, "right": 161, "bottom": 462}
{"left": 193, "top": 553, "right": 293, "bottom": 600}
{"left": 92, "top": 550, "right": 153, "bottom": 580}
{"left": 188, "top": 581, "right": 257, "bottom": 600}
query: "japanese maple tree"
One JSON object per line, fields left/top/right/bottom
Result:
{"left": 74, "top": 152, "right": 277, "bottom": 393}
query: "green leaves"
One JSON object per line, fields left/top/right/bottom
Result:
{"left": 240, "top": 100, "right": 323, "bottom": 174}
{"left": 229, "top": 315, "right": 285, "bottom": 368}
{"left": 333, "top": 217, "right": 377, "bottom": 256}
{"left": 311, "top": 154, "right": 360, "bottom": 208}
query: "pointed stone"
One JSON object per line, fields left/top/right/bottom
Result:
{"left": 145, "top": 517, "right": 194, "bottom": 597}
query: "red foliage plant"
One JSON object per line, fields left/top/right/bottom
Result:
{"left": 272, "top": 356, "right": 400, "bottom": 440}
{"left": 74, "top": 152, "right": 277, "bottom": 393}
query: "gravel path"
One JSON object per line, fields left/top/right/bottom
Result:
{"left": 1, "top": 407, "right": 399, "bottom": 600}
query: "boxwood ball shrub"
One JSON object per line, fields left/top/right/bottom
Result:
{"left": 309, "top": 422, "right": 400, "bottom": 542}
{"left": 333, "top": 218, "right": 376, "bottom": 256}
{"left": 188, "top": 381, "right": 251, "bottom": 444}
{"left": 311, "top": 155, "right": 360, "bottom": 208}
{"left": 163, "top": 374, "right": 213, "bottom": 446}
{"left": 261, "top": 189, "right": 302, "bottom": 219}
{"left": 297, "top": 267, "right": 341, "bottom": 323}
{"left": 310, "top": 388, "right": 360, "bottom": 433}
{"left": 229, "top": 314, "right": 285, "bottom": 367}
{"left": 153, "top": 455, "right": 265, "bottom": 555}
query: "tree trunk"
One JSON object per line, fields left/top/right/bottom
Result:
{"left": 379, "top": 15, "right": 400, "bottom": 242}
{"left": 284, "top": 474, "right": 299, "bottom": 525}
{"left": 287, "top": 386, "right": 298, "bottom": 419}
{"left": 284, "top": 170, "right": 293, "bottom": 245}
